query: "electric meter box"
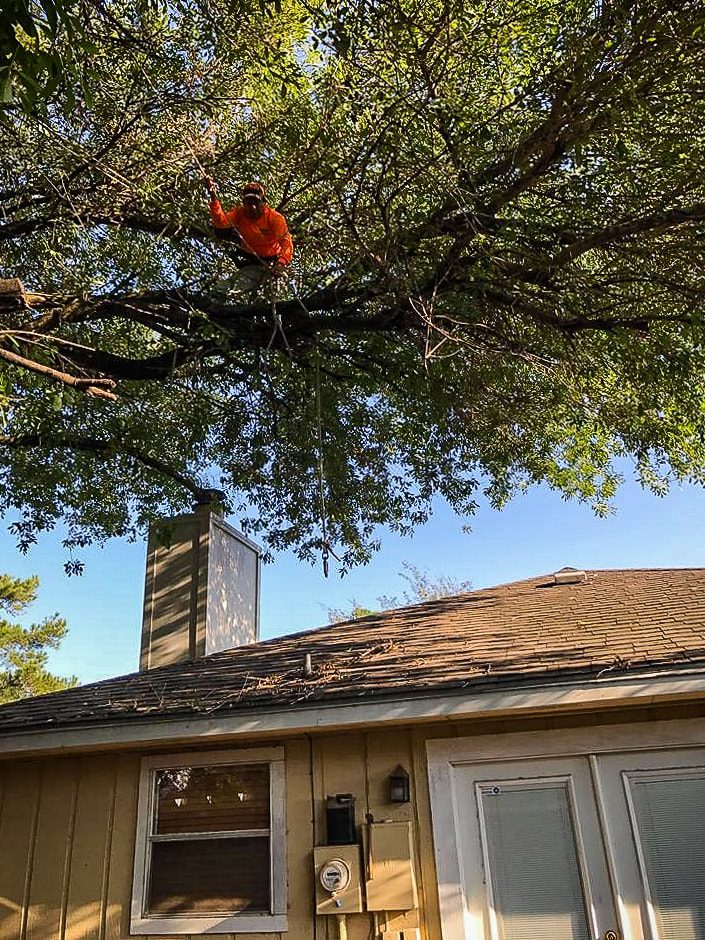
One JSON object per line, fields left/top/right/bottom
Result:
{"left": 325, "top": 792, "right": 357, "bottom": 844}
{"left": 314, "top": 844, "right": 363, "bottom": 915}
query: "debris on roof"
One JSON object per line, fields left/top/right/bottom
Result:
{"left": 0, "top": 568, "right": 704, "bottom": 733}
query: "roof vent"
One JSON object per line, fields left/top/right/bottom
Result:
{"left": 552, "top": 567, "right": 587, "bottom": 585}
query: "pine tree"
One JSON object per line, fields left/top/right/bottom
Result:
{"left": 0, "top": 573, "right": 77, "bottom": 704}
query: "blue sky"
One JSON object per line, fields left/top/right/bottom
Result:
{"left": 1, "top": 464, "right": 704, "bottom": 685}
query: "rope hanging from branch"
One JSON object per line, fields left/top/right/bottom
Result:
{"left": 313, "top": 332, "right": 331, "bottom": 577}
{"left": 267, "top": 276, "right": 290, "bottom": 351}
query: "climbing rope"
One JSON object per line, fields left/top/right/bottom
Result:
{"left": 313, "top": 331, "right": 333, "bottom": 577}
{"left": 196, "top": 157, "right": 333, "bottom": 575}
{"left": 266, "top": 274, "right": 291, "bottom": 352}
{"left": 181, "top": 132, "right": 211, "bottom": 183}
{"left": 256, "top": 271, "right": 332, "bottom": 575}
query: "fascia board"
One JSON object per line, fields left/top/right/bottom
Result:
{"left": 1, "top": 669, "right": 705, "bottom": 758}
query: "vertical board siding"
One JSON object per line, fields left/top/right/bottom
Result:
{"left": 25, "top": 758, "right": 79, "bottom": 940}
{"left": 0, "top": 761, "right": 41, "bottom": 940}
{"left": 0, "top": 721, "right": 458, "bottom": 940}
{"left": 276, "top": 737, "right": 314, "bottom": 940}
{"left": 65, "top": 757, "right": 117, "bottom": 940}
{"left": 103, "top": 753, "right": 139, "bottom": 940}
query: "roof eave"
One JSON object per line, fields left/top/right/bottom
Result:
{"left": 2, "top": 665, "right": 705, "bottom": 759}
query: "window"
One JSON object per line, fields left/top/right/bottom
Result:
{"left": 477, "top": 780, "right": 591, "bottom": 940}
{"left": 131, "top": 747, "right": 286, "bottom": 934}
{"left": 626, "top": 769, "right": 705, "bottom": 940}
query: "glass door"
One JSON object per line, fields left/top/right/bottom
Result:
{"left": 597, "top": 748, "right": 705, "bottom": 940}
{"left": 450, "top": 757, "right": 619, "bottom": 940}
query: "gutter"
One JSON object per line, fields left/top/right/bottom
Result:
{"left": 2, "top": 668, "right": 705, "bottom": 758}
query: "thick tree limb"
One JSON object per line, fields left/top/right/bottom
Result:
{"left": 476, "top": 285, "right": 694, "bottom": 333}
{"left": 548, "top": 204, "right": 705, "bottom": 270}
{"left": 0, "top": 346, "right": 118, "bottom": 400}
{"left": 0, "top": 433, "right": 201, "bottom": 495}
{"left": 0, "top": 210, "right": 212, "bottom": 244}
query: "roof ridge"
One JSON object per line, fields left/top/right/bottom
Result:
{"left": 240, "top": 565, "right": 705, "bottom": 651}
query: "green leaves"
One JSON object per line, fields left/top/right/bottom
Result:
{"left": 0, "top": 0, "right": 171, "bottom": 111}
{"left": 0, "top": 0, "right": 704, "bottom": 568}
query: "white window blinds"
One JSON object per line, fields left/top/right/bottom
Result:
{"left": 479, "top": 783, "right": 590, "bottom": 940}
{"left": 628, "top": 773, "right": 705, "bottom": 940}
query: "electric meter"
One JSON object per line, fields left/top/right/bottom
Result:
{"left": 319, "top": 858, "right": 351, "bottom": 895}
{"left": 314, "top": 845, "right": 362, "bottom": 914}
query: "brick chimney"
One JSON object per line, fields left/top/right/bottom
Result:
{"left": 139, "top": 496, "right": 261, "bottom": 671}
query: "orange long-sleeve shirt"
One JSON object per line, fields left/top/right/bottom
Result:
{"left": 209, "top": 198, "right": 294, "bottom": 265}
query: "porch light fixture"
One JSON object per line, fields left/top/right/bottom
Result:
{"left": 388, "top": 765, "right": 410, "bottom": 803}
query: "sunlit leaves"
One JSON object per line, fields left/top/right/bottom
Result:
{"left": 0, "top": 0, "right": 704, "bottom": 568}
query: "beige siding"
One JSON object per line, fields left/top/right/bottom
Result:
{"left": 279, "top": 736, "right": 313, "bottom": 940}
{"left": 65, "top": 757, "right": 115, "bottom": 940}
{"left": 0, "top": 761, "right": 41, "bottom": 940}
{"left": 0, "top": 703, "right": 693, "bottom": 940}
{"left": 104, "top": 755, "right": 140, "bottom": 940}
{"left": 25, "top": 758, "right": 78, "bottom": 940}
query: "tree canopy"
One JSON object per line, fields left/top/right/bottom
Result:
{"left": 1, "top": 0, "right": 153, "bottom": 109}
{"left": 1, "top": 0, "right": 704, "bottom": 569}
{"left": 0, "top": 572, "right": 76, "bottom": 702}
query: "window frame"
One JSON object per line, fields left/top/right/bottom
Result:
{"left": 130, "top": 746, "right": 286, "bottom": 935}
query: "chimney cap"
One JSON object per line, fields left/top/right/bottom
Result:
{"left": 193, "top": 487, "right": 227, "bottom": 510}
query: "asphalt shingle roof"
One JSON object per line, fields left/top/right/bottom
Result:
{"left": 1, "top": 568, "right": 705, "bottom": 733}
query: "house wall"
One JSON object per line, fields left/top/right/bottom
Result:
{"left": 0, "top": 702, "right": 701, "bottom": 940}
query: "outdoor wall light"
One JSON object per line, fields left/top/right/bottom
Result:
{"left": 388, "top": 765, "right": 410, "bottom": 803}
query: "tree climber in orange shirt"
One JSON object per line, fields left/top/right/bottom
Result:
{"left": 206, "top": 179, "right": 294, "bottom": 295}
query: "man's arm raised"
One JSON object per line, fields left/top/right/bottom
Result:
{"left": 206, "top": 178, "right": 233, "bottom": 232}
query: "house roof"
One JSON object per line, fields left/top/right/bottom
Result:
{"left": 1, "top": 567, "right": 705, "bottom": 734}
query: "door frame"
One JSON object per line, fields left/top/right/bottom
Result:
{"left": 426, "top": 716, "right": 705, "bottom": 940}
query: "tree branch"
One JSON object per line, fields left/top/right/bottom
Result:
{"left": 0, "top": 434, "right": 202, "bottom": 495}
{"left": 0, "top": 346, "right": 118, "bottom": 400}
{"left": 0, "top": 209, "right": 212, "bottom": 244}
{"left": 548, "top": 204, "right": 705, "bottom": 270}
